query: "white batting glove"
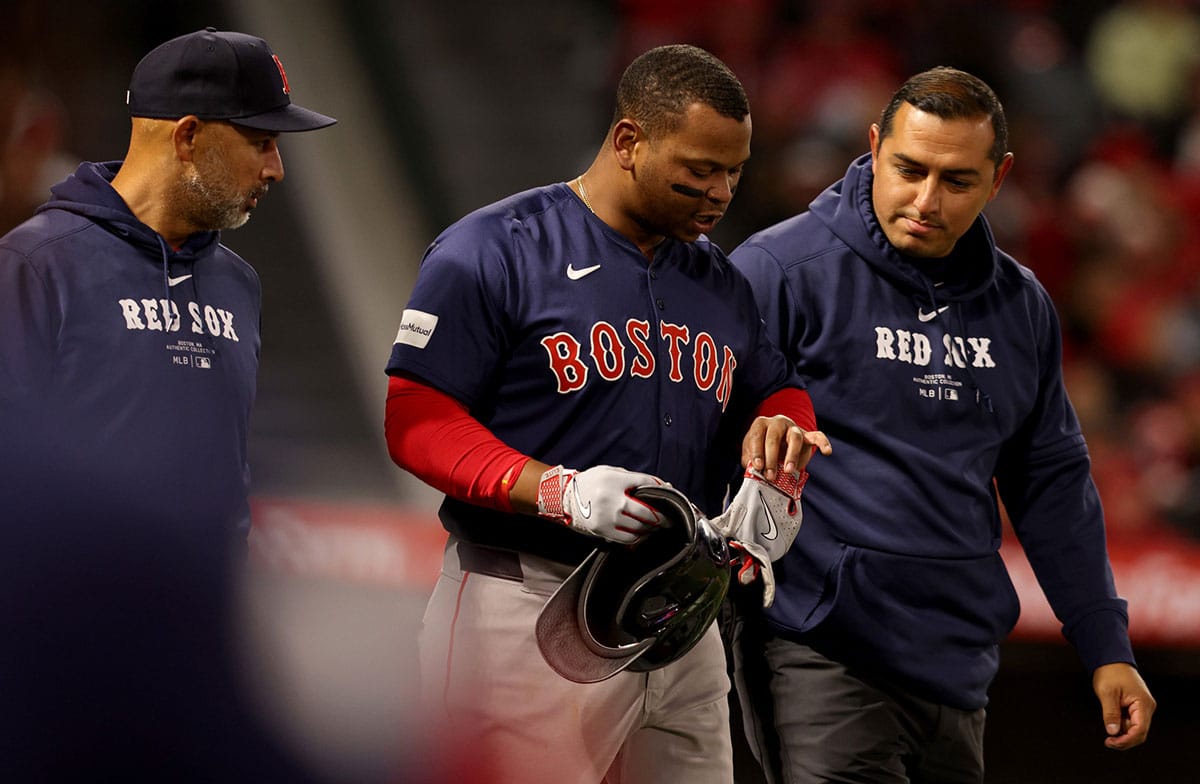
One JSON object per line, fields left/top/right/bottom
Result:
{"left": 711, "top": 466, "right": 807, "bottom": 563}
{"left": 729, "top": 539, "right": 776, "bottom": 607}
{"left": 536, "top": 465, "right": 670, "bottom": 544}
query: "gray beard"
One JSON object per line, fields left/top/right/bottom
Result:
{"left": 175, "top": 152, "right": 253, "bottom": 232}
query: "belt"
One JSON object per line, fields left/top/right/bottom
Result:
{"left": 456, "top": 541, "right": 523, "bottom": 582}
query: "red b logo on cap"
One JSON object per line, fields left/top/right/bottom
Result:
{"left": 272, "top": 55, "right": 291, "bottom": 95}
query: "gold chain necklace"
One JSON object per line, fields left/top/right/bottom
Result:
{"left": 575, "top": 175, "right": 596, "bottom": 214}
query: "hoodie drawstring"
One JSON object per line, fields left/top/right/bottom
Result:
{"left": 157, "top": 235, "right": 170, "bottom": 305}
{"left": 919, "top": 276, "right": 994, "bottom": 414}
{"left": 952, "top": 303, "right": 994, "bottom": 414}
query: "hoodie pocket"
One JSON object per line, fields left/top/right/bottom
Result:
{"left": 835, "top": 547, "right": 1021, "bottom": 650}
{"left": 765, "top": 517, "right": 849, "bottom": 633}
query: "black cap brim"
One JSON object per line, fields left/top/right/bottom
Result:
{"left": 535, "top": 550, "right": 656, "bottom": 683}
{"left": 232, "top": 103, "right": 337, "bottom": 132}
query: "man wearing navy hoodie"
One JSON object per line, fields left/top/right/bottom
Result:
{"left": 0, "top": 29, "right": 334, "bottom": 781}
{"left": 728, "top": 67, "right": 1155, "bottom": 782}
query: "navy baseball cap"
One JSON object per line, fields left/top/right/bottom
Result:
{"left": 127, "top": 27, "right": 336, "bottom": 132}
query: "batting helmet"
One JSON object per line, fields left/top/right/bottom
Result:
{"left": 535, "top": 484, "right": 732, "bottom": 683}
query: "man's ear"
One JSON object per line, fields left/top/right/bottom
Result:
{"left": 612, "top": 118, "right": 642, "bottom": 172}
{"left": 172, "top": 116, "right": 201, "bottom": 162}
{"left": 989, "top": 152, "right": 1014, "bottom": 200}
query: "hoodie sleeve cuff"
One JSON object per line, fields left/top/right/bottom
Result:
{"left": 1064, "top": 606, "right": 1136, "bottom": 672}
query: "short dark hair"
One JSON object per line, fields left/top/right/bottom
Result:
{"left": 878, "top": 66, "right": 1008, "bottom": 165}
{"left": 612, "top": 44, "right": 749, "bottom": 139}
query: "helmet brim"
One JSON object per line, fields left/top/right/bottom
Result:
{"left": 535, "top": 548, "right": 657, "bottom": 683}
{"left": 535, "top": 485, "right": 729, "bottom": 683}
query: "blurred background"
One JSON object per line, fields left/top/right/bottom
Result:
{"left": 2, "top": 0, "right": 1198, "bottom": 781}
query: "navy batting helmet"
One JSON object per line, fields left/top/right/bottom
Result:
{"left": 535, "top": 485, "right": 732, "bottom": 683}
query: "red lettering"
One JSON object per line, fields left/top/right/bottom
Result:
{"left": 715, "top": 345, "right": 737, "bottom": 411}
{"left": 693, "top": 331, "right": 718, "bottom": 391}
{"left": 540, "top": 320, "right": 736, "bottom": 404}
{"left": 626, "top": 319, "right": 654, "bottom": 378}
{"left": 659, "top": 322, "right": 690, "bottom": 382}
{"left": 540, "top": 332, "right": 588, "bottom": 393}
{"left": 590, "top": 322, "right": 625, "bottom": 381}
{"left": 272, "top": 55, "right": 291, "bottom": 94}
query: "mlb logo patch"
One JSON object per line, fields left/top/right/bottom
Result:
{"left": 193, "top": 356, "right": 212, "bottom": 369}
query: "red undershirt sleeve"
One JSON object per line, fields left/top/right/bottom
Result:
{"left": 754, "top": 386, "right": 817, "bottom": 432}
{"left": 384, "top": 375, "right": 530, "bottom": 513}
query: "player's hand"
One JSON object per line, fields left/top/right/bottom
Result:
{"left": 536, "top": 465, "right": 670, "bottom": 544}
{"left": 711, "top": 466, "right": 807, "bottom": 562}
{"left": 1093, "top": 662, "right": 1156, "bottom": 750}
{"left": 729, "top": 539, "right": 776, "bottom": 607}
{"left": 741, "top": 415, "right": 831, "bottom": 482}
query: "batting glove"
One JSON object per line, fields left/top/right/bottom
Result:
{"left": 711, "top": 465, "right": 807, "bottom": 563}
{"left": 536, "top": 465, "right": 670, "bottom": 544}
{"left": 729, "top": 539, "right": 776, "bottom": 607}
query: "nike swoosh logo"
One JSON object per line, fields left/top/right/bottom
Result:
{"left": 756, "top": 494, "right": 777, "bottom": 540}
{"left": 566, "top": 263, "right": 601, "bottom": 280}
{"left": 168, "top": 274, "right": 193, "bottom": 287}
{"left": 917, "top": 305, "right": 949, "bottom": 322}
{"left": 572, "top": 477, "right": 592, "bottom": 518}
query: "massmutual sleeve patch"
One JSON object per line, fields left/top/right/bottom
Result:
{"left": 394, "top": 308, "right": 439, "bottom": 349}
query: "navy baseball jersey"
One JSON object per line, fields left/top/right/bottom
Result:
{"left": 387, "top": 183, "right": 800, "bottom": 552}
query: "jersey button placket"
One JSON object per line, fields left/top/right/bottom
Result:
{"left": 649, "top": 271, "right": 669, "bottom": 426}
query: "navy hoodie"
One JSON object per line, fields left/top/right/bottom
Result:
{"left": 730, "top": 154, "right": 1133, "bottom": 710}
{"left": 0, "top": 161, "right": 261, "bottom": 537}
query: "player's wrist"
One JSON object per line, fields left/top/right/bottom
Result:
{"left": 749, "top": 464, "right": 808, "bottom": 505}
{"left": 535, "top": 464, "right": 577, "bottom": 523}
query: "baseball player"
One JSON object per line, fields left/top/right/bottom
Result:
{"left": 384, "top": 44, "right": 829, "bottom": 783}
